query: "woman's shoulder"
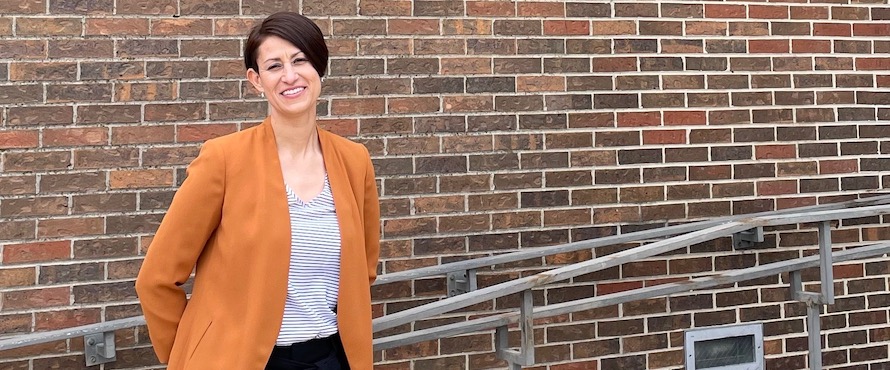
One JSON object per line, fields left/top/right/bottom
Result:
{"left": 318, "top": 128, "right": 370, "bottom": 158}
{"left": 202, "top": 123, "right": 267, "bottom": 151}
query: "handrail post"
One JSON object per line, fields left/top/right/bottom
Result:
{"left": 818, "top": 221, "right": 835, "bottom": 304}
{"left": 788, "top": 220, "right": 836, "bottom": 370}
{"left": 496, "top": 289, "right": 535, "bottom": 369}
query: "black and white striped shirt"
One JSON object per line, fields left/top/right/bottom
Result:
{"left": 276, "top": 175, "right": 341, "bottom": 345}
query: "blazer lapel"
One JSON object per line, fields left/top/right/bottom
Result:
{"left": 318, "top": 129, "right": 359, "bottom": 270}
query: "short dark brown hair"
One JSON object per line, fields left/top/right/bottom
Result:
{"left": 243, "top": 12, "right": 328, "bottom": 78}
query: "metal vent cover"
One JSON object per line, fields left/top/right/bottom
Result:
{"left": 685, "top": 323, "right": 764, "bottom": 370}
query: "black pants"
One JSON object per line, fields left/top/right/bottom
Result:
{"left": 265, "top": 333, "right": 350, "bottom": 370}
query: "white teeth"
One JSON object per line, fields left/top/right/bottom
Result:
{"left": 282, "top": 87, "right": 305, "bottom": 96}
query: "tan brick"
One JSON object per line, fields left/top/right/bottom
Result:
{"left": 116, "top": 0, "right": 177, "bottom": 14}
{"left": 151, "top": 18, "right": 213, "bottom": 36}
{"left": 86, "top": 18, "right": 150, "bottom": 35}
{"left": 110, "top": 169, "right": 174, "bottom": 189}
{"left": 0, "top": 0, "right": 44, "bottom": 14}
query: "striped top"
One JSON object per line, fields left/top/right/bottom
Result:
{"left": 275, "top": 175, "right": 342, "bottom": 345}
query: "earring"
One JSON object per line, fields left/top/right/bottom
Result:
{"left": 260, "top": 92, "right": 265, "bottom": 98}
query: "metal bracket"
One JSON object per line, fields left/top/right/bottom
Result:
{"left": 496, "top": 290, "right": 534, "bottom": 370}
{"left": 732, "top": 226, "right": 764, "bottom": 249}
{"left": 446, "top": 270, "right": 477, "bottom": 297}
{"left": 84, "top": 332, "right": 116, "bottom": 366}
{"left": 788, "top": 221, "right": 835, "bottom": 370}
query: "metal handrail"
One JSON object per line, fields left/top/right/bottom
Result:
{"left": 373, "top": 240, "right": 890, "bottom": 350}
{"left": 1, "top": 194, "right": 889, "bottom": 367}
{"left": 374, "top": 193, "right": 890, "bottom": 285}
{"left": 372, "top": 203, "right": 890, "bottom": 332}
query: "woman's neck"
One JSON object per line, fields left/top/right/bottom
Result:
{"left": 269, "top": 110, "right": 320, "bottom": 158}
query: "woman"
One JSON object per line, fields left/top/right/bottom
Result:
{"left": 135, "top": 12, "right": 380, "bottom": 370}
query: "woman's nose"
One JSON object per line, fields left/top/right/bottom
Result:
{"left": 282, "top": 64, "right": 298, "bottom": 83}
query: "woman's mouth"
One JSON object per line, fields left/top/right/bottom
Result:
{"left": 281, "top": 87, "right": 306, "bottom": 97}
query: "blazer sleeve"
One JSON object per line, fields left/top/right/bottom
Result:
{"left": 363, "top": 150, "right": 381, "bottom": 285}
{"left": 135, "top": 139, "right": 226, "bottom": 363}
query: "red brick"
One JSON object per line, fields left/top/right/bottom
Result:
{"left": 359, "top": 0, "right": 411, "bottom": 16}
{"left": 415, "top": 39, "right": 464, "bottom": 55}
{"left": 517, "top": 76, "right": 564, "bottom": 92}
{"left": 4, "top": 151, "right": 72, "bottom": 172}
{"left": 144, "top": 103, "right": 205, "bottom": 122}
{"left": 663, "top": 111, "right": 707, "bottom": 125}
{"left": 1, "top": 196, "right": 69, "bottom": 217}
{"left": 706, "top": 4, "right": 746, "bottom": 18}
{"left": 598, "top": 281, "right": 643, "bottom": 295}
{"left": 593, "top": 57, "right": 637, "bottom": 72}
{"left": 177, "top": 124, "right": 238, "bottom": 143}
{"left": 444, "top": 96, "right": 493, "bottom": 113}
{"left": 518, "top": 2, "right": 564, "bottom": 17}
{"left": 2, "top": 287, "right": 70, "bottom": 310}
{"left": 0, "top": 130, "right": 39, "bottom": 149}
{"left": 16, "top": 18, "right": 82, "bottom": 36}
{"left": 86, "top": 18, "right": 150, "bottom": 35}
{"left": 43, "top": 128, "right": 108, "bottom": 147}
{"left": 0, "top": 0, "right": 44, "bottom": 14}
{"left": 111, "top": 125, "right": 175, "bottom": 145}
{"left": 643, "top": 130, "right": 686, "bottom": 145}
{"left": 0, "top": 175, "right": 37, "bottom": 196}
{"left": 0, "top": 40, "right": 46, "bottom": 59}
{"left": 467, "top": 1, "right": 515, "bottom": 16}
{"left": 857, "top": 58, "right": 890, "bottom": 71}
{"left": 332, "top": 97, "right": 385, "bottom": 115}
{"left": 617, "top": 112, "right": 661, "bottom": 127}
{"left": 387, "top": 19, "right": 439, "bottom": 35}
{"left": 750, "top": 5, "right": 789, "bottom": 19}
{"left": 35, "top": 308, "right": 102, "bottom": 330}
{"left": 686, "top": 21, "right": 728, "bottom": 36}
{"left": 820, "top": 159, "right": 858, "bottom": 174}
{"left": 117, "top": 0, "right": 177, "bottom": 14}
{"left": 388, "top": 97, "right": 440, "bottom": 114}
{"left": 834, "top": 264, "right": 863, "bottom": 279}
{"left": 749, "top": 40, "right": 789, "bottom": 53}
{"left": 10, "top": 62, "right": 78, "bottom": 81}
{"left": 2, "top": 241, "right": 71, "bottom": 264}
{"left": 854, "top": 24, "right": 890, "bottom": 36}
{"left": 110, "top": 170, "right": 174, "bottom": 189}
{"left": 441, "top": 57, "right": 491, "bottom": 75}
{"left": 49, "top": 39, "right": 114, "bottom": 58}
{"left": 791, "top": 6, "right": 829, "bottom": 20}
{"left": 757, "top": 180, "right": 797, "bottom": 196}
{"left": 756, "top": 144, "right": 797, "bottom": 160}
{"left": 544, "top": 20, "right": 589, "bottom": 35}
{"left": 814, "top": 23, "right": 851, "bottom": 36}
{"left": 37, "top": 218, "right": 103, "bottom": 238}
{"left": 151, "top": 18, "right": 212, "bottom": 36}
{"left": 792, "top": 39, "right": 830, "bottom": 53}
{"left": 318, "top": 119, "right": 358, "bottom": 137}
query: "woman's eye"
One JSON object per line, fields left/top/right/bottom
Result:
{"left": 293, "top": 58, "right": 308, "bottom": 64}
{"left": 266, "top": 64, "right": 281, "bottom": 71}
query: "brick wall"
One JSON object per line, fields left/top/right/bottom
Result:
{"left": 1, "top": 0, "right": 889, "bottom": 369}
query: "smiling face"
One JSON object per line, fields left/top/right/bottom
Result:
{"left": 247, "top": 35, "right": 322, "bottom": 120}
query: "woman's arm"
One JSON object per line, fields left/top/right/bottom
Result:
{"left": 362, "top": 150, "right": 381, "bottom": 285}
{"left": 135, "top": 139, "right": 226, "bottom": 363}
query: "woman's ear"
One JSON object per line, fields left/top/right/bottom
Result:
{"left": 246, "top": 68, "right": 263, "bottom": 95}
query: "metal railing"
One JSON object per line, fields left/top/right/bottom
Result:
{"left": 1, "top": 194, "right": 889, "bottom": 369}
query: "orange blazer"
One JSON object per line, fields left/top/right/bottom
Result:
{"left": 135, "top": 117, "right": 380, "bottom": 370}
